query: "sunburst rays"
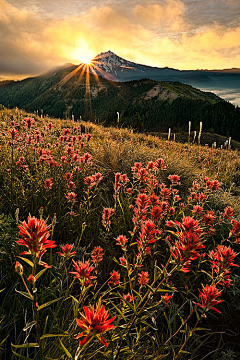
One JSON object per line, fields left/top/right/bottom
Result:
{"left": 54, "top": 53, "right": 123, "bottom": 120}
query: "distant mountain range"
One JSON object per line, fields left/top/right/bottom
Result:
{"left": 88, "top": 51, "right": 240, "bottom": 106}
{"left": 0, "top": 50, "right": 240, "bottom": 140}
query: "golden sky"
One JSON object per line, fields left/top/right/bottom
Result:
{"left": 0, "top": 0, "right": 240, "bottom": 80}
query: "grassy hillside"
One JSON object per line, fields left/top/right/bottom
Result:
{"left": 1, "top": 67, "right": 240, "bottom": 140}
{"left": 0, "top": 108, "right": 240, "bottom": 359}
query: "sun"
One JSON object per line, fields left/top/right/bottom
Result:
{"left": 70, "top": 48, "right": 94, "bottom": 65}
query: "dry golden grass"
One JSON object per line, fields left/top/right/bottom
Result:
{"left": 1, "top": 108, "right": 240, "bottom": 215}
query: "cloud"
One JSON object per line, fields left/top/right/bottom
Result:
{"left": 198, "top": 88, "right": 240, "bottom": 107}
{"left": 1, "top": 0, "right": 240, "bottom": 80}
{"left": 133, "top": 0, "right": 187, "bottom": 31}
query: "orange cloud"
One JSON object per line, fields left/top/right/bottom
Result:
{"left": 0, "top": 0, "right": 240, "bottom": 80}
{"left": 133, "top": 0, "right": 186, "bottom": 31}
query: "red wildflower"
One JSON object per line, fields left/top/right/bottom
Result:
{"left": 168, "top": 174, "right": 181, "bottom": 185}
{"left": 44, "top": 178, "right": 53, "bottom": 191}
{"left": 195, "top": 284, "right": 224, "bottom": 313}
{"left": 65, "top": 172, "right": 73, "bottom": 182}
{"left": 151, "top": 206, "right": 164, "bottom": 223}
{"left": 9, "top": 128, "right": 18, "bottom": 139}
{"left": 132, "top": 193, "right": 150, "bottom": 226}
{"left": 75, "top": 302, "right": 116, "bottom": 347}
{"left": 16, "top": 217, "right": 56, "bottom": 260}
{"left": 28, "top": 274, "right": 35, "bottom": 283}
{"left": 168, "top": 217, "right": 204, "bottom": 272}
{"left": 169, "top": 207, "right": 175, "bottom": 216}
{"left": 138, "top": 271, "right": 149, "bottom": 287}
{"left": 160, "top": 187, "right": 171, "bottom": 200}
{"left": 65, "top": 192, "right": 77, "bottom": 202}
{"left": 48, "top": 122, "right": 54, "bottom": 130}
{"left": 102, "top": 208, "right": 114, "bottom": 229}
{"left": 67, "top": 180, "right": 76, "bottom": 190}
{"left": 182, "top": 216, "right": 202, "bottom": 233}
{"left": 84, "top": 173, "right": 102, "bottom": 188}
{"left": 122, "top": 293, "right": 135, "bottom": 303}
{"left": 161, "top": 293, "right": 173, "bottom": 307}
{"left": 192, "top": 205, "right": 203, "bottom": 215}
{"left": 137, "top": 220, "right": 160, "bottom": 257}
{"left": 91, "top": 246, "right": 104, "bottom": 265}
{"left": 209, "top": 245, "right": 238, "bottom": 276}
{"left": 119, "top": 256, "right": 127, "bottom": 266}
{"left": 131, "top": 162, "right": 143, "bottom": 175}
{"left": 230, "top": 219, "right": 240, "bottom": 237}
{"left": 57, "top": 244, "right": 76, "bottom": 258}
{"left": 203, "top": 211, "right": 215, "bottom": 225}
{"left": 206, "top": 179, "right": 220, "bottom": 190}
{"left": 108, "top": 270, "right": 121, "bottom": 286}
{"left": 116, "top": 235, "right": 128, "bottom": 251}
{"left": 114, "top": 172, "right": 129, "bottom": 199}
{"left": 70, "top": 260, "right": 96, "bottom": 286}
{"left": 147, "top": 161, "right": 157, "bottom": 171}
{"left": 149, "top": 194, "right": 160, "bottom": 206}
{"left": 22, "top": 117, "right": 35, "bottom": 129}
{"left": 85, "top": 134, "right": 92, "bottom": 142}
{"left": 81, "top": 152, "right": 93, "bottom": 165}
{"left": 63, "top": 128, "right": 70, "bottom": 135}
{"left": 172, "top": 230, "right": 205, "bottom": 272}
{"left": 222, "top": 206, "right": 234, "bottom": 219}
{"left": 155, "top": 158, "right": 166, "bottom": 170}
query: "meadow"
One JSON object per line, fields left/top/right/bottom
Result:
{"left": 0, "top": 107, "right": 240, "bottom": 360}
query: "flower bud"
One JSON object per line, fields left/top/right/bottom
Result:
{"left": 28, "top": 274, "right": 35, "bottom": 283}
{"left": 15, "top": 261, "right": 23, "bottom": 276}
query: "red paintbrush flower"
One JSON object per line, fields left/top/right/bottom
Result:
{"left": 75, "top": 302, "right": 116, "bottom": 347}
{"left": 161, "top": 293, "right": 173, "bottom": 307}
{"left": 195, "top": 284, "right": 224, "bottom": 313}
{"left": 209, "top": 245, "right": 238, "bottom": 276}
{"left": 16, "top": 217, "right": 56, "bottom": 261}
{"left": 57, "top": 244, "right": 76, "bottom": 258}
{"left": 102, "top": 208, "right": 115, "bottom": 229}
{"left": 116, "top": 235, "right": 128, "bottom": 251}
{"left": 91, "top": 246, "right": 104, "bottom": 265}
{"left": 108, "top": 270, "right": 121, "bottom": 286}
{"left": 138, "top": 271, "right": 149, "bottom": 287}
{"left": 122, "top": 293, "right": 135, "bottom": 303}
{"left": 70, "top": 260, "right": 96, "bottom": 286}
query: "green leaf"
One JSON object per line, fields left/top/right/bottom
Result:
{"left": 37, "top": 298, "right": 61, "bottom": 311}
{"left": 23, "top": 321, "right": 36, "bottom": 331}
{"left": 0, "top": 335, "right": 9, "bottom": 347}
{"left": 11, "top": 343, "right": 39, "bottom": 348}
{"left": 11, "top": 349, "right": 33, "bottom": 360}
{"left": 59, "top": 338, "right": 73, "bottom": 359}
{"left": 145, "top": 283, "right": 155, "bottom": 293}
{"left": 35, "top": 268, "right": 48, "bottom": 280}
{"left": 15, "top": 289, "right": 33, "bottom": 300}
{"left": 41, "top": 334, "right": 69, "bottom": 340}
{"left": 109, "top": 299, "right": 127, "bottom": 321}
{"left": 17, "top": 256, "right": 34, "bottom": 268}
{"left": 141, "top": 320, "right": 158, "bottom": 331}
{"left": 67, "top": 295, "right": 79, "bottom": 304}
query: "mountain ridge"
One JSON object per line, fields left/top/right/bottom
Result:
{"left": 0, "top": 63, "right": 240, "bottom": 141}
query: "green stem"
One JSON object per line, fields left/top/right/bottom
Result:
{"left": 174, "top": 315, "right": 202, "bottom": 360}
{"left": 33, "top": 261, "right": 43, "bottom": 359}
{"left": 114, "top": 263, "right": 178, "bottom": 359}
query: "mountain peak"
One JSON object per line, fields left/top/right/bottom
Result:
{"left": 91, "top": 51, "right": 144, "bottom": 79}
